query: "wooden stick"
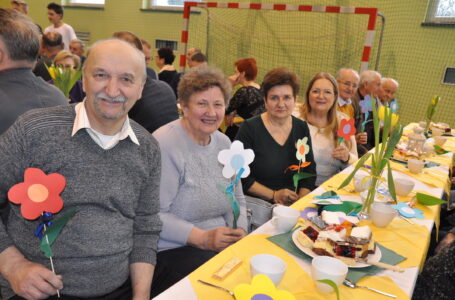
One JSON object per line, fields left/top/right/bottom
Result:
{"left": 43, "top": 224, "right": 60, "bottom": 298}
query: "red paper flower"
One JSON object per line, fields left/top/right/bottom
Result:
{"left": 8, "top": 168, "right": 66, "bottom": 220}
{"left": 338, "top": 118, "right": 356, "bottom": 140}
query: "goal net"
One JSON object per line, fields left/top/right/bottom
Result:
{"left": 180, "top": 2, "right": 380, "bottom": 96}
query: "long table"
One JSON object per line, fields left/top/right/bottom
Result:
{"left": 154, "top": 126, "right": 454, "bottom": 300}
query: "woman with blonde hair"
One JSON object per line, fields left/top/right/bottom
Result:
{"left": 300, "top": 72, "right": 357, "bottom": 186}
{"left": 52, "top": 50, "right": 85, "bottom": 103}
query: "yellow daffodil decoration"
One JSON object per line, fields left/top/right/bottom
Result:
{"left": 45, "top": 64, "right": 82, "bottom": 99}
{"left": 234, "top": 274, "right": 296, "bottom": 300}
{"left": 378, "top": 106, "right": 399, "bottom": 127}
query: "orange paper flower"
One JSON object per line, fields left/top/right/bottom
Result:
{"left": 8, "top": 168, "right": 66, "bottom": 220}
{"left": 338, "top": 118, "right": 356, "bottom": 139}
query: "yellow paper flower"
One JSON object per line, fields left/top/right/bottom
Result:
{"left": 295, "top": 137, "right": 309, "bottom": 162}
{"left": 378, "top": 106, "right": 399, "bottom": 127}
{"left": 234, "top": 274, "right": 296, "bottom": 300}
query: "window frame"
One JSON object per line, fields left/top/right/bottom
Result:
{"left": 62, "top": 0, "right": 105, "bottom": 9}
{"left": 424, "top": 0, "right": 455, "bottom": 25}
{"left": 143, "top": 0, "right": 201, "bottom": 12}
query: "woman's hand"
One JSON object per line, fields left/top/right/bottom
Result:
{"left": 273, "top": 189, "right": 299, "bottom": 205}
{"left": 332, "top": 145, "right": 350, "bottom": 163}
{"left": 355, "top": 132, "right": 367, "bottom": 145}
{"left": 203, "top": 227, "right": 246, "bottom": 252}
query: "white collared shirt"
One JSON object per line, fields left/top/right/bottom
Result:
{"left": 72, "top": 101, "right": 139, "bottom": 150}
{"left": 337, "top": 96, "right": 352, "bottom": 107}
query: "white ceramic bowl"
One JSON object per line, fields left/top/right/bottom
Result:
{"left": 311, "top": 256, "right": 348, "bottom": 293}
{"left": 271, "top": 205, "right": 300, "bottom": 233}
{"left": 394, "top": 178, "right": 415, "bottom": 196}
{"left": 408, "top": 159, "right": 425, "bottom": 174}
{"left": 371, "top": 203, "right": 397, "bottom": 227}
{"left": 250, "top": 254, "right": 286, "bottom": 285}
{"left": 434, "top": 136, "right": 447, "bottom": 146}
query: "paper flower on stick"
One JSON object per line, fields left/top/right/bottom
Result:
{"left": 360, "top": 95, "right": 373, "bottom": 132}
{"left": 218, "top": 140, "right": 254, "bottom": 178}
{"left": 337, "top": 118, "right": 356, "bottom": 144}
{"left": 218, "top": 141, "right": 254, "bottom": 229}
{"left": 360, "top": 95, "right": 373, "bottom": 114}
{"left": 390, "top": 100, "right": 398, "bottom": 114}
{"left": 8, "top": 168, "right": 65, "bottom": 220}
{"left": 234, "top": 274, "right": 296, "bottom": 300}
{"left": 286, "top": 138, "right": 314, "bottom": 192}
{"left": 295, "top": 137, "right": 310, "bottom": 162}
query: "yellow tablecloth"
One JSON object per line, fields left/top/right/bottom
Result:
{"left": 188, "top": 234, "right": 410, "bottom": 300}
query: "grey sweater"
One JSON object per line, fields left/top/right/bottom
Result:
{"left": 0, "top": 105, "right": 162, "bottom": 298}
{"left": 153, "top": 120, "right": 247, "bottom": 251}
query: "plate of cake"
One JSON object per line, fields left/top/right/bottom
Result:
{"left": 292, "top": 211, "right": 381, "bottom": 268}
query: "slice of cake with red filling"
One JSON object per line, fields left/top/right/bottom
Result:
{"left": 296, "top": 216, "right": 327, "bottom": 248}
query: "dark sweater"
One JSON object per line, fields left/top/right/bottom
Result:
{"left": 235, "top": 115, "right": 316, "bottom": 194}
{"left": 0, "top": 68, "right": 68, "bottom": 135}
{"left": 0, "top": 105, "right": 162, "bottom": 298}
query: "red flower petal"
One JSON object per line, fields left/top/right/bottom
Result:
{"left": 8, "top": 168, "right": 66, "bottom": 220}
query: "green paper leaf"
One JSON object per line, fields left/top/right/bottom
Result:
{"left": 387, "top": 161, "right": 397, "bottom": 202}
{"left": 338, "top": 152, "right": 372, "bottom": 189}
{"left": 317, "top": 279, "right": 340, "bottom": 300}
{"left": 40, "top": 207, "right": 78, "bottom": 258}
{"left": 416, "top": 193, "right": 447, "bottom": 206}
{"left": 323, "top": 201, "right": 362, "bottom": 215}
{"left": 293, "top": 172, "right": 315, "bottom": 189}
{"left": 434, "top": 145, "right": 449, "bottom": 155}
{"left": 321, "top": 191, "right": 338, "bottom": 198}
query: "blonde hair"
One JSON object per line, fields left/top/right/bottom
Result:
{"left": 300, "top": 72, "right": 352, "bottom": 150}
{"left": 53, "top": 50, "right": 80, "bottom": 69}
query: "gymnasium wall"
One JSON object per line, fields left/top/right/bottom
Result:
{"left": 1, "top": 0, "right": 454, "bottom": 127}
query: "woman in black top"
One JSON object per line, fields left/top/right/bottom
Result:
{"left": 235, "top": 67, "right": 316, "bottom": 205}
{"left": 225, "top": 58, "right": 265, "bottom": 140}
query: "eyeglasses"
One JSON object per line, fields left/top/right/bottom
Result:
{"left": 339, "top": 81, "right": 358, "bottom": 89}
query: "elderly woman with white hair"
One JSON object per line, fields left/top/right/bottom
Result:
{"left": 151, "top": 66, "right": 247, "bottom": 297}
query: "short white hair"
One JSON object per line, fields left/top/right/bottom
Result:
{"left": 359, "top": 70, "right": 381, "bottom": 85}
{"left": 381, "top": 77, "right": 399, "bottom": 88}
{"left": 335, "top": 68, "right": 359, "bottom": 81}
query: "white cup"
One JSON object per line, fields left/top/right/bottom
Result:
{"left": 418, "top": 121, "right": 427, "bottom": 129}
{"left": 413, "top": 126, "right": 424, "bottom": 134}
{"left": 371, "top": 203, "right": 397, "bottom": 227}
{"left": 408, "top": 159, "right": 425, "bottom": 174}
{"left": 434, "top": 136, "right": 447, "bottom": 146}
{"left": 250, "top": 254, "right": 286, "bottom": 285}
{"left": 353, "top": 170, "right": 372, "bottom": 192}
{"left": 432, "top": 127, "right": 444, "bottom": 136}
{"left": 423, "top": 143, "right": 435, "bottom": 155}
{"left": 394, "top": 178, "right": 415, "bottom": 196}
{"left": 311, "top": 256, "right": 348, "bottom": 293}
{"left": 271, "top": 205, "right": 300, "bottom": 233}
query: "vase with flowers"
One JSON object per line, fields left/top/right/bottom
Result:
{"left": 338, "top": 97, "right": 403, "bottom": 219}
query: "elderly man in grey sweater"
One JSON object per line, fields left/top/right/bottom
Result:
{"left": 0, "top": 39, "right": 161, "bottom": 300}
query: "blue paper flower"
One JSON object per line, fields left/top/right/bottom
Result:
{"left": 359, "top": 95, "right": 373, "bottom": 114}
{"left": 390, "top": 100, "right": 398, "bottom": 114}
{"left": 392, "top": 202, "right": 424, "bottom": 219}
